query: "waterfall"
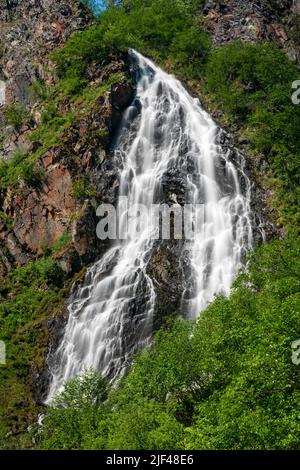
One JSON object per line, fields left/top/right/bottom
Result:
{"left": 47, "top": 50, "right": 255, "bottom": 401}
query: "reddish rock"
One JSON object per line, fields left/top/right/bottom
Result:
{"left": 41, "top": 152, "right": 54, "bottom": 168}
{"left": 72, "top": 201, "right": 98, "bottom": 261}
{"left": 2, "top": 164, "right": 75, "bottom": 256}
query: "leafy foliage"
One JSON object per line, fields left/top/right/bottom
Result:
{"left": 71, "top": 176, "right": 96, "bottom": 201}
{"left": 51, "top": 0, "right": 210, "bottom": 94}
{"left": 0, "top": 256, "right": 80, "bottom": 449}
{"left": 38, "top": 370, "right": 109, "bottom": 450}
{"left": 205, "top": 42, "right": 300, "bottom": 228}
{"left": 0, "top": 149, "right": 45, "bottom": 189}
{"left": 38, "top": 238, "right": 300, "bottom": 450}
{"left": 4, "top": 104, "right": 29, "bottom": 129}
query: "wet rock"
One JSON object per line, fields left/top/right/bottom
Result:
{"left": 161, "top": 168, "right": 187, "bottom": 206}
{"left": 147, "top": 240, "right": 185, "bottom": 329}
{"left": 55, "top": 246, "right": 81, "bottom": 276}
{"left": 72, "top": 201, "right": 100, "bottom": 263}
{"left": 110, "top": 82, "right": 134, "bottom": 111}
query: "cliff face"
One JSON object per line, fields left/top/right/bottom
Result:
{"left": 0, "top": 0, "right": 90, "bottom": 272}
{"left": 0, "top": 0, "right": 91, "bottom": 149}
{"left": 0, "top": 0, "right": 134, "bottom": 278}
{"left": 0, "top": 1, "right": 89, "bottom": 98}
{"left": 202, "top": 0, "right": 300, "bottom": 63}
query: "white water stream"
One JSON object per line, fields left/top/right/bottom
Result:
{"left": 47, "top": 51, "right": 254, "bottom": 401}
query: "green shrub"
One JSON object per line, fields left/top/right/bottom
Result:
{"left": 0, "top": 211, "right": 13, "bottom": 228}
{"left": 71, "top": 176, "right": 96, "bottom": 201}
{"left": 7, "top": 257, "right": 65, "bottom": 289}
{"left": 51, "top": 0, "right": 210, "bottom": 95}
{"left": 37, "top": 238, "right": 300, "bottom": 450}
{"left": 169, "top": 27, "right": 211, "bottom": 77}
{"left": 205, "top": 41, "right": 300, "bottom": 228}
{"left": 30, "top": 80, "right": 48, "bottom": 101}
{"left": 38, "top": 370, "right": 109, "bottom": 450}
{"left": 4, "top": 104, "right": 29, "bottom": 129}
{"left": 0, "top": 150, "right": 45, "bottom": 188}
{"left": 51, "top": 233, "right": 72, "bottom": 253}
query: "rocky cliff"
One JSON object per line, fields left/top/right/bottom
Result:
{"left": 0, "top": 1, "right": 137, "bottom": 444}
{"left": 0, "top": 0, "right": 91, "bottom": 155}
{"left": 0, "top": 0, "right": 134, "bottom": 280}
{"left": 202, "top": 0, "right": 300, "bottom": 63}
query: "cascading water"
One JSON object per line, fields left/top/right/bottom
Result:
{"left": 47, "top": 50, "right": 256, "bottom": 401}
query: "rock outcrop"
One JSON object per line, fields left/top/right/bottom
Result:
{"left": 0, "top": 1, "right": 90, "bottom": 103}
{"left": 201, "top": 0, "right": 300, "bottom": 63}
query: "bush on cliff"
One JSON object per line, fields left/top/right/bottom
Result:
{"left": 0, "top": 149, "right": 45, "bottom": 189}
{"left": 3, "top": 104, "right": 29, "bottom": 130}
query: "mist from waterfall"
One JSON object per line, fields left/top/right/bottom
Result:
{"left": 47, "top": 50, "right": 254, "bottom": 401}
